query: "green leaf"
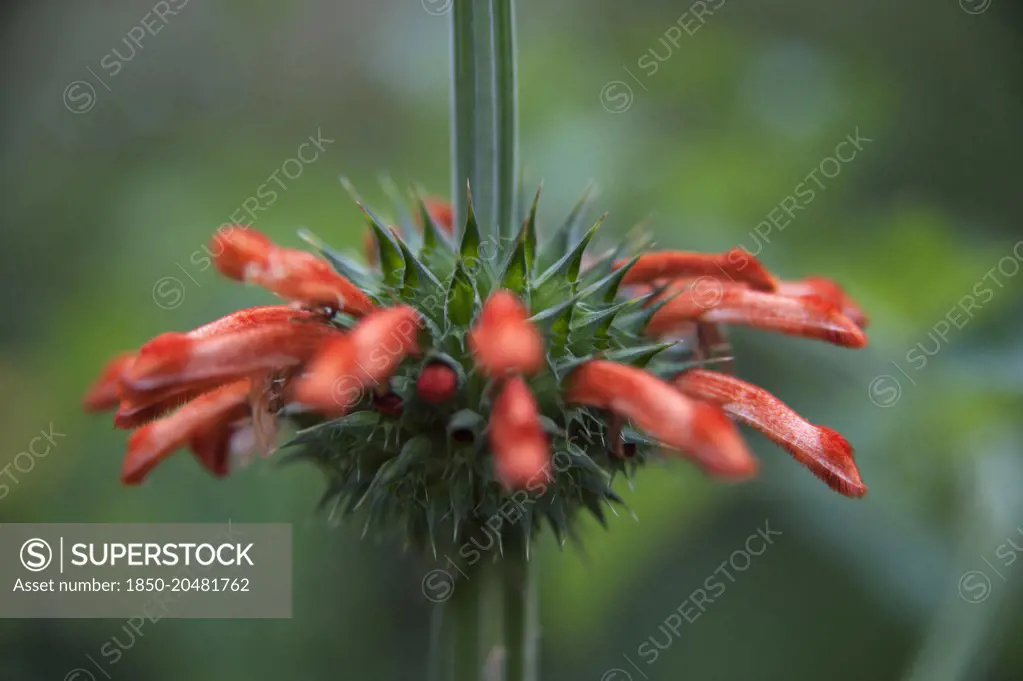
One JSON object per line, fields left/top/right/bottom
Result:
{"left": 360, "top": 204, "right": 405, "bottom": 289}
{"left": 445, "top": 260, "right": 476, "bottom": 327}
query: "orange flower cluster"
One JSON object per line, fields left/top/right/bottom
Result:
{"left": 85, "top": 197, "right": 867, "bottom": 497}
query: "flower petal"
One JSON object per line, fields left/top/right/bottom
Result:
{"left": 617, "top": 248, "right": 776, "bottom": 291}
{"left": 292, "top": 305, "right": 422, "bottom": 414}
{"left": 675, "top": 369, "right": 866, "bottom": 497}
{"left": 213, "top": 227, "right": 375, "bottom": 315}
{"left": 82, "top": 353, "right": 135, "bottom": 411}
{"left": 189, "top": 419, "right": 259, "bottom": 478}
{"left": 564, "top": 360, "right": 757, "bottom": 478}
{"left": 469, "top": 291, "right": 545, "bottom": 377}
{"left": 647, "top": 282, "right": 867, "bottom": 348}
{"left": 489, "top": 377, "right": 551, "bottom": 489}
{"left": 114, "top": 381, "right": 221, "bottom": 429}
{"left": 123, "top": 380, "right": 251, "bottom": 484}
{"left": 122, "top": 311, "right": 338, "bottom": 393}
{"left": 776, "top": 276, "right": 869, "bottom": 328}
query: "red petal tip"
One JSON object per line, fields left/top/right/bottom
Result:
{"left": 82, "top": 353, "right": 135, "bottom": 411}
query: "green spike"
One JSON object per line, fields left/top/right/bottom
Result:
{"left": 379, "top": 174, "right": 418, "bottom": 244}
{"left": 570, "top": 298, "right": 645, "bottom": 352}
{"left": 397, "top": 239, "right": 444, "bottom": 306}
{"left": 297, "top": 229, "right": 376, "bottom": 290}
{"left": 603, "top": 341, "right": 678, "bottom": 368}
{"left": 459, "top": 184, "right": 481, "bottom": 262}
{"left": 500, "top": 213, "right": 533, "bottom": 295}
{"left": 582, "top": 492, "right": 609, "bottom": 528}
{"left": 529, "top": 291, "right": 582, "bottom": 358}
{"left": 570, "top": 298, "right": 642, "bottom": 333}
{"left": 291, "top": 411, "right": 382, "bottom": 443}
{"left": 580, "top": 255, "right": 639, "bottom": 304}
{"left": 522, "top": 182, "right": 541, "bottom": 270}
{"left": 533, "top": 214, "right": 605, "bottom": 306}
{"left": 445, "top": 261, "right": 476, "bottom": 327}
{"left": 613, "top": 288, "right": 679, "bottom": 336}
{"left": 539, "top": 183, "right": 594, "bottom": 270}
{"left": 359, "top": 204, "right": 405, "bottom": 289}
{"left": 415, "top": 191, "right": 454, "bottom": 262}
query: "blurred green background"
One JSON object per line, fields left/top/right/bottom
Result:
{"left": 2, "top": 0, "right": 1022, "bottom": 679}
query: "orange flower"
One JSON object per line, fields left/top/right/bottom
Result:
{"left": 123, "top": 380, "right": 251, "bottom": 484}
{"left": 82, "top": 353, "right": 135, "bottom": 411}
{"left": 647, "top": 281, "right": 867, "bottom": 348}
{"left": 489, "top": 377, "right": 550, "bottom": 489}
{"left": 121, "top": 310, "right": 338, "bottom": 394}
{"left": 617, "top": 248, "right": 776, "bottom": 291}
{"left": 675, "top": 369, "right": 866, "bottom": 497}
{"left": 565, "top": 360, "right": 757, "bottom": 479}
{"left": 190, "top": 419, "right": 256, "bottom": 479}
{"left": 114, "top": 381, "right": 222, "bottom": 429}
{"left": 776, "top": 276, "right": 869, "bottom": 328}
{"left": 213, "top": 226, "right": 375, "bottom": 315}
{"left": 469, "top": 291, "right": 545, "bottom": 377}
{"left": 292, "top": 305, "right": 422, "bottom": 414}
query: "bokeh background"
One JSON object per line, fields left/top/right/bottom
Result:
{"left": 2, "top": 0, "right": 1022, "bottom": 679}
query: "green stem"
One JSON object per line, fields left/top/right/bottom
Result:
{"left": 452, "top": 571, "right": 484, "bottom": 681}
{"left": 503, "top": 533, "right": 539, "bottom": 681}
{"left": 451, "top": 0, "right": 519, "bottom": 242}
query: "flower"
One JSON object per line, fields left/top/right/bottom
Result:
{"left": 674, "top": 369, "right": 866, "bottom": 497}
{"left": 86, "top": 186, "right": 869, "bottom": 552}
{"left": 489, "top": 376, "right": 550, "bottom": 488}
{"left": 469, "top": 290, "right": 545, "bottom": 376}
{"left": 291, "top": 305, "right": 422, "bottom": 414}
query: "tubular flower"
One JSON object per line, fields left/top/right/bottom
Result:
{"left": 489, "top": 377, "right": 551, "bottom": 488}
{"left": 123, "top": 380, "right": 252, "bottom": 484}
{"left": 292, "top": 305, "right": 422, "bottom": 414}
{"left": 565, "top": 361, "right": 756, "bottom": 478}
{"left": 86, "top": 183, "right": 870, "bottom": 555}
{"left": 82, "top": 353, "right": 135, "bottom": 411}
{"left": 618, "top": 248, "right": 776, "bottom": 291}
{"left": 675, "top": 369, "right": 866, "bottom": 497}
{"left": 776, "top": 276, "right": 869, "bottom": 328}
{"left": 88, "top": 306, "right": 343, "bottom": 482}
{"left": 469, "top": 290, "right": 545, "bottom": 376}
{"left": 646, "top": 280, "right": 867, "bottom": 348}
{"left": 122, "top": 311, "right": 338, "bottom": 394}
{"left": 213, "top": 226, "right": 375, "bottom": 316}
